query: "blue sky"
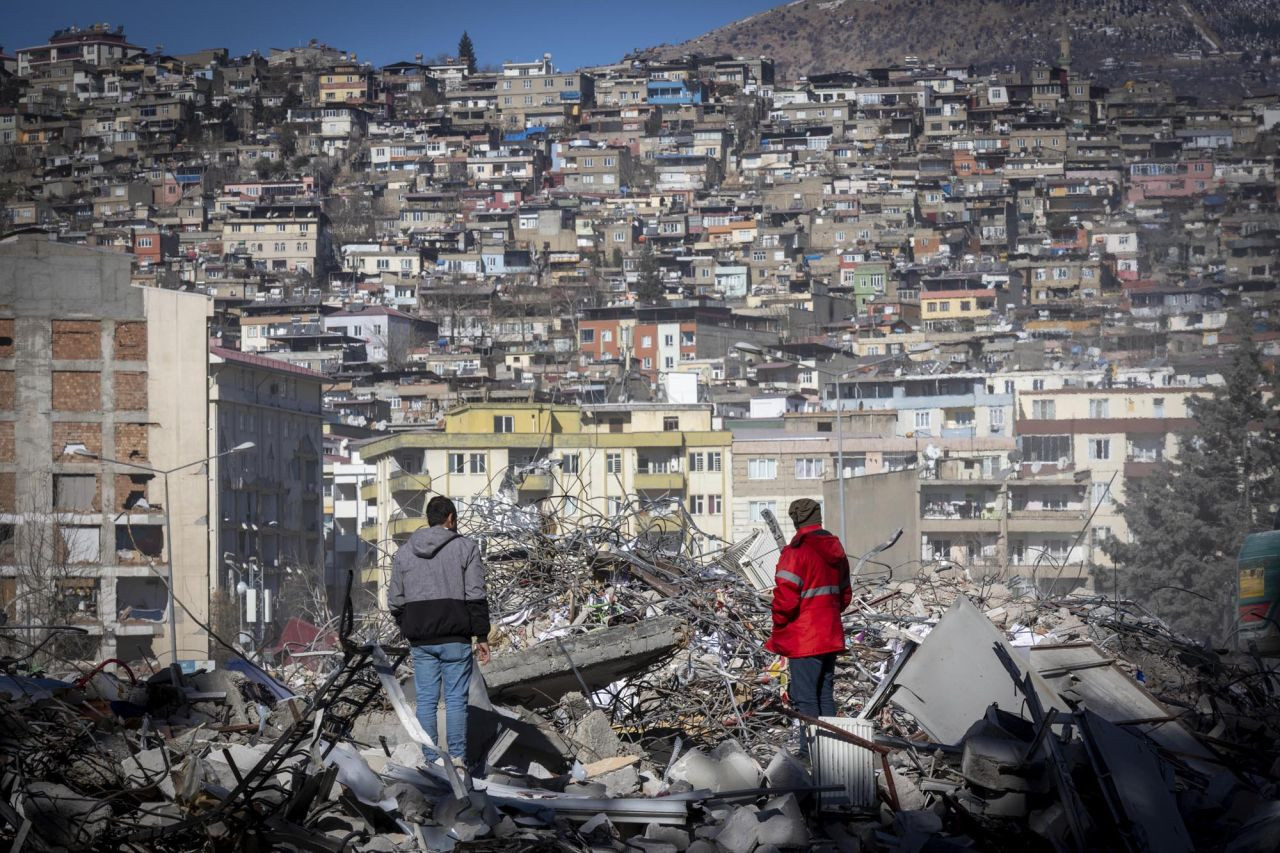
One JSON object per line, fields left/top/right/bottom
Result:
{"left": 3, "top": 0, "right": 781, "bottom": 69}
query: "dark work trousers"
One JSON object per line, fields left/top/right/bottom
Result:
{"left": 789, "top": 652, "right": 838, "bottom": 718}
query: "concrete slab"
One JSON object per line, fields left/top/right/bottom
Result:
{"left": 483, "top": 616, "right": 685, "bottom": 707}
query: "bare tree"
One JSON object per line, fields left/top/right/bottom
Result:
{"left": 1, "top": 484, "right": 102, "bottom": 673}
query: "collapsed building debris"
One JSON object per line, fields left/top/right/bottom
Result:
{"left": 3, "top": 503, "right": 1280, "bottom": 851}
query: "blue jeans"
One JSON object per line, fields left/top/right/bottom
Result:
{"left": 411, "top": 642, "right": 473, "bottom": 761}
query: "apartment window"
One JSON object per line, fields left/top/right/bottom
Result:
{"left": 707, "top": 451, "right": 722, "bottom": 472}
{"left": 688, "top": 494, "right": 704, "bottom": 514}
{"left": 493, "top": 415, "right": 514, "bottom": 433}
{"left": 1022, "top": 434, "right": 1071, "bottom": 463}
{"left": 664, "top": 357, "right": 674, "bottom": 370}
{"left": 1031, "top": 400, "right": 1056, "bottom": 420}
{"left": 1091, "top": 482, "right": 1110, "bottom": 507}
{"left": 448, "top": 453, "right": 465, "bottom": 474}
{"left": 137, "top": 236, "right": 153, "bottom": 248}
{"left": 707, "top": 494, "right": 722, "bottom": 514}
{"left": 561, "top": 453, "right": 580, "bottom": 475}
{"left": 642, "top": 357, "right": 653, "bottom": 369}
{"left": 641, "top": 335, "right": 653, "bottom": 348}
{"left": 663, "top": 416, "right": 679, "bottom": 432}
{"left": 606, "top": 452, "right": 622, "bottom": 474}
{"left": 749, "top": 500, "right": 777, "bottom": 522}
{"left": 914, "top": 411, "right": 932, "bottom": 431}
{"left": 580, "top": 328, "right": 595, "bottom": 343}
{"left": 601, "top": 330, "right": 612, "bottom": 343}
{"left": 988, "top": 404, "right": 1008, "bottom": 432}
{"left": 688, "top": 452, "right": 705, "bottom": 472}
{"left": 613, "top": 231, "right": 626, "bottom": 242}
{"left": 1091, "top": 526, "right": 1112, "bottom": 547}
{"left": 938, "top": 301, "right": 951, "bottom": 312}
{"left": 468, "top": 453, "right": 486, "bottom": 474}
{"left": 747, "top": 458, "right": 777, "bottom": 480}
{"left": 1088, "top": 399, "right": 1109, "bottom": 418}
{"left": 1152, "top": 397, "right": 1165, "bottom": 418}
{"left": 663, "top": 334, "right": 675, "bottom": 347}
{"left": 795, "top": 458, "right": 825, "bottom": 480}
{"left": 1088, "top": 439, "right": 1111, "bottom": 461}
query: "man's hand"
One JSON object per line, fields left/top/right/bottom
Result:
{"left": 474, "top": 641, "right": 491, "bottom": 665}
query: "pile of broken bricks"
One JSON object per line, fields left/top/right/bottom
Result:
{"left": 3, "top": 507, "right": 1280, "bottom": 851}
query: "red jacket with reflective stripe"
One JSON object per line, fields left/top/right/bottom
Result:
{"left": 764, "top": 524, "right": 852, "bottom": 658}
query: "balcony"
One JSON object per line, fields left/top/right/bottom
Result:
{"left": 359, "top": 479, "right": 378, "bottom": 501}
{"left": 388, "top": 516, "right": 429, "bottom": 538}
{"left": 1007, "top": 508, "right": 1089, "bottom": 532}
{"left": 1124, "top": 460, "right": 1160, "bottom": 478}
{"left": 359, "top": 522, "right": 379, "bottom": 542}
{"left": 635, "top": 472, "right": 686, "bottom": 492}
{"left": 389, "top": 472, "right": 432, "bottom": 494}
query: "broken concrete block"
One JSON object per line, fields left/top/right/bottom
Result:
{"left": 711, "top": 740, "right": 763, "bottom": 791}
{"left": 21, "top": 781, "right": 111, "bottom": 848}
{"left": 434, "top": 794, "right": 491, "bottom": 843}
{"left": 385, "top": 782, "right": 431, "bottom": 823}
{"left": 598, "top": 764, "right": 640, "bottom": 797}
{"left": 756, "top": 794, "right": 809, "bottom": 847}
{"left": 568, "top": 709, "right": 623, "bottom": 762}
{"left": 645, "top": 824, "right": 691, "bottom": 851}
{"left": 121, "top": 747, "right": 174, "bottom": 797}
{"left": 668, "top": 748, "right": 720, "bottom": 790}
{"left": 880, "top": 767, "right": 926, "bottom": 811}
{"left": 763, "top": 749, "right": 812, "bottom": 790}
{"left": 714, "top": 805, "right": 760, "bottom": 853}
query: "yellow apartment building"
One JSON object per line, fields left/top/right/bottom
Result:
{"left": 357, "top": 402, "right": 732, "bottom": 604}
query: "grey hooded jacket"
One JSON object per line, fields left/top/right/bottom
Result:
{"left": 388, "top": 525, "right": 490, "bottom": 645}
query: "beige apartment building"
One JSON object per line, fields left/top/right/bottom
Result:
{"left": 1014, "top": 385, "right": 1205, "bottom": 566}
{"left": 221, "top": 203, "right": 327, "bottom": 273}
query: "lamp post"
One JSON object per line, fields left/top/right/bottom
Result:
{"left": 73, "top": 441, "right": 255, "bottom": 675}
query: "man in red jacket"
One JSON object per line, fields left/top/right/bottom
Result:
{"left": 766, "top": 498, "right": 852, "bottom": 728}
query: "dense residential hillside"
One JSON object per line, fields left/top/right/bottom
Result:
{"left": 639, "top": 0, "right": 1279, "bottom": 92}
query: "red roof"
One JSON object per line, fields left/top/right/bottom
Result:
{"left": 210, "top": 345, "right": 329, "bottom": 380}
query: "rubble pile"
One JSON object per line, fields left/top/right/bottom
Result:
{"left": 3, "top": 507, "right": 1280, "bottom": 850}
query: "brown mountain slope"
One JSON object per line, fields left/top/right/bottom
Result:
{"left": 642, "top": 0, "right": 1279, "bottom": 83}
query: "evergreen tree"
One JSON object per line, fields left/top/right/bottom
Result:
{"left": 634, "top": 243, "right": 664, "bottom": 304}
{"left": 1101, "top": 324, "right": 1280, "bottom": 640}
{"left": 458, "top": 31, "right": 477, "bottom": 75}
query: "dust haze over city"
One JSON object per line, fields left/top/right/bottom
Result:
{"left": 1, "top": 0, "right": 1280, "bottom": 849}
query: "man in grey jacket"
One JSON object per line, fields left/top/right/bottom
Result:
{"left": 389, "top": 496, "right": 491, "bottom": 765}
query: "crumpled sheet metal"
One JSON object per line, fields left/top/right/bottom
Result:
{"left": 886, "top": 595, "right": 1070, "bottom": 744}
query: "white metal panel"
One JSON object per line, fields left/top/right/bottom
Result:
{"left": 810, "top": 716, "right": 877, "bottom": 811}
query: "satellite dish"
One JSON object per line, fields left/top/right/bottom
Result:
{"left": 1030, "top": 460, "right": 1043, "bottom": 474}
{"left": 1056, "top": 456, "right": 1069, "bottom": 469}
{"left": 1008, "top": 449, "right": 1024, "bottom": 465}
{"left": 924, "top": 444, "right": 942, "bottom": 461}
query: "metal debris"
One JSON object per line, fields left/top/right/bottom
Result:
{"left": 2, "top": 509, "right": 1280, "bottom": 851}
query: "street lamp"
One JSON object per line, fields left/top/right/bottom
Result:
{"left": 72, "top": 441, "right": 255, "bottom": 676}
